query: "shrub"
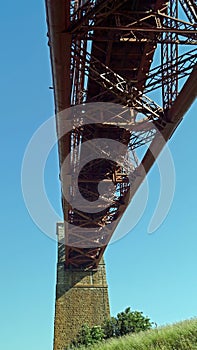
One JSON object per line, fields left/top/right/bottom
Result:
{"left": 68, "top": 324, "right": 105, "bottom": 349}
{"left": 115, "top": 307, "right": 152, "bottom": 336}
{"left": 67, "top": 307, "right": 152, "bottom": 348}
{"left": 102, "top": 317, "right": 117, "bottom": 339}
{"left": 90, "top": 325, "right": 105, "bottom": 343}
{"left": 103, "top": 307, "right": 152, "bottom": 338}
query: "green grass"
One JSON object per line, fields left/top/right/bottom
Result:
{"left": 80, "top": 318, "right": 197, "bottom": 350}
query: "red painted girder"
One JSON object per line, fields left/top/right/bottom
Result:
{"left": 45, "top": 0, "right": 71, "bottom": 112}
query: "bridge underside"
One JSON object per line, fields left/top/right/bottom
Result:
{"left": 46, "top": 0, "right": 197, "bottom": 269}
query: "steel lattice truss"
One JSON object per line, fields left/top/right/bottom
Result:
{"left": 45, "top": 0, "right": 197, "bottom": 269}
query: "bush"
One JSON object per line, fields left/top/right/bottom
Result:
{"left": 68, "top": 307, "right": 152, "bottom": 348}
{"left": 68, "top": 324, "right": 105, "bottom": 349}
{"left": 102, "top": 307, "right": 152, "bottom": 339}
{"left": 90, "top": 325, "right": 105, "bottom": 343}
{"left": 115, "top": 307, "right": 152, "bottom": 336}
{"left": 75, "top": 324, "right": 92, "bottom": 347}
{"left": 102, "top": 317, "right": 117, "bottom": 339}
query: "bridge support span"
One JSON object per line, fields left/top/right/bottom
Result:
{"left": 54, "top": 223, "right": 110, "bottom": 349}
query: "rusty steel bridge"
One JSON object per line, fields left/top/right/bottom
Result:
{"left": 45, "top": 0, "right": 197, "bottom": 270}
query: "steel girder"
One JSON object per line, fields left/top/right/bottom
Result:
{"left": 46, "top": 0, "right": 197, "bottom": 269}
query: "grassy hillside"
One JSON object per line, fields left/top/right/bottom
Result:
{"left": 79, "top": 318, "right": 197, "bottom": 350}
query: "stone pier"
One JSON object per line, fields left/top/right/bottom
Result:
{"left": 53, "top": 223, "right": 110, "bottom": 350}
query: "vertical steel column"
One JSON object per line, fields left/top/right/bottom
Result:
{"left": 162, "top": 0, "right": 179, "bottom": 110}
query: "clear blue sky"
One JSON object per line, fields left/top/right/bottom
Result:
{"left": 0, "top": 1, "right": 196, "bottom": 350}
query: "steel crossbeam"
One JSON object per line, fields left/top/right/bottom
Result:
{"left": 69, "top": 0, "right": 129, "bottom": 33}
{"left": 70, "top": 46, "right": 164, "bottom": 121}
{"left": 145, "top": 48, "right": 197, "bottom": 92}
{"left": 70, "top": 6, "right": 197, "bottom": 44}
